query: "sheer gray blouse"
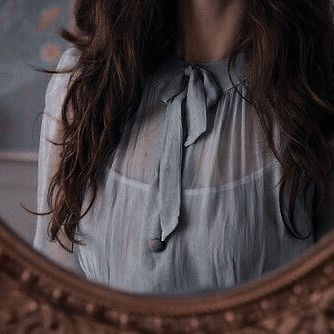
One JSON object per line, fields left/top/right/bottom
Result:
{"left": 33, "top": 47, "right": 334, "bottom": 296}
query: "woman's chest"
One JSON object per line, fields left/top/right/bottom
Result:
{"left": 76, "top": 87, "right": 315, "bottom": 292}
{"left": 77, "top": 161, "right": 315, "bottom": 293}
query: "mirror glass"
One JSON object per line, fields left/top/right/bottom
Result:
{"left": 1, "top": 0, "right": 334, "bottom": 298}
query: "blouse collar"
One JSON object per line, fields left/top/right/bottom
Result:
{"left": 157, "top": 49, "right": 247, "bottom": 94}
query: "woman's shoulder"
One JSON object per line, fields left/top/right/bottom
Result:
{"left": 44, "top": 47, "right": 80, "bottom": 102}
{"left": 56, "top": 46, "right": 80, "bottom": 69}
{"left": 47, "top": 47, "right": 80, "bottom": 89}
{"left": 42, "top": 47, "right": 80, "bottom": 126}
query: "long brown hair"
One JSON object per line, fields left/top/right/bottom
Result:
{"left": 24, "top": 0, "right": 334, "bottom": 252}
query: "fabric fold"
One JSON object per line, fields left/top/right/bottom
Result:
{"left": 157, "top": 64, "right": 222, "bottom": 242}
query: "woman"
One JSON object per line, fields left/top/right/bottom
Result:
{"left": 29, "top": 0, "right": 334, "bottom": 295}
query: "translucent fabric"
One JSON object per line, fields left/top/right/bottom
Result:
{"left": 33, "top": 47, "right": 334, "bottom": 296}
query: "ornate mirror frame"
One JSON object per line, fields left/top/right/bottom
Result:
{"left": 0, "top": 216, "right": 334, "bottom": 333}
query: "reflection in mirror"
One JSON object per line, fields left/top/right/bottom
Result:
{"left": 1, "top": 0, "right": 334, "bottom": 298}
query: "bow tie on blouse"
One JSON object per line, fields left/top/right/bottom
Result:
{"left": 153, "top": 63, "right": 223, "bottom": 247}
{"left": 148, "top": 52, "right": 246, "bottom": 252}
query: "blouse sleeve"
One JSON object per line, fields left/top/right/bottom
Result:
{"left": 313, "top": 138, "right": 334, "bottom": 243}
{"left": 32, "top": 47, "right": 86, "bottom": 278}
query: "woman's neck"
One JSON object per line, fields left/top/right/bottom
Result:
{"left": 175, "top": 0, "right": 246, "bottom": 63}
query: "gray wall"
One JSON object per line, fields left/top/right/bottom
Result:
{"left": 0, "top": 1, "right": 73, "bottom": 244}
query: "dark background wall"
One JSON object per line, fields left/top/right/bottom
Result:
{"left": 0, "top": 0, "right": 73, "bottom": 153}
{"left": 0, "top": 1, "right": 74, "bottom": 244}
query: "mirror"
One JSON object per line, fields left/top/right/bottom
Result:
{"left": 2, "top": 0, "right": 334, "bottom": 331}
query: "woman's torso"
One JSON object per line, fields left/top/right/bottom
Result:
{"left": 76, "top": 50, "right": 315, "bottom": 295}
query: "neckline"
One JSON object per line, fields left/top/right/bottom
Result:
{"left": 147, "top": 49, "right": 247, "bottom": 94}
{"left": 167, "top": 51, "right": 234, "bottom": 67}
{"left": 162, "top": 49, "right": 247, "bottom": 92}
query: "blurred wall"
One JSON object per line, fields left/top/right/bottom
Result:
{"left": 0, "top": 1, "right": 73, "bottom": 244}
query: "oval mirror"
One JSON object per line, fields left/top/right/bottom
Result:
{"left": 2, "top": 0, "right": 334, "bottom": 332}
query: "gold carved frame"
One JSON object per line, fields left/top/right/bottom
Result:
{"left": 0, "top": 216, "right": 334, "bottom": 333}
